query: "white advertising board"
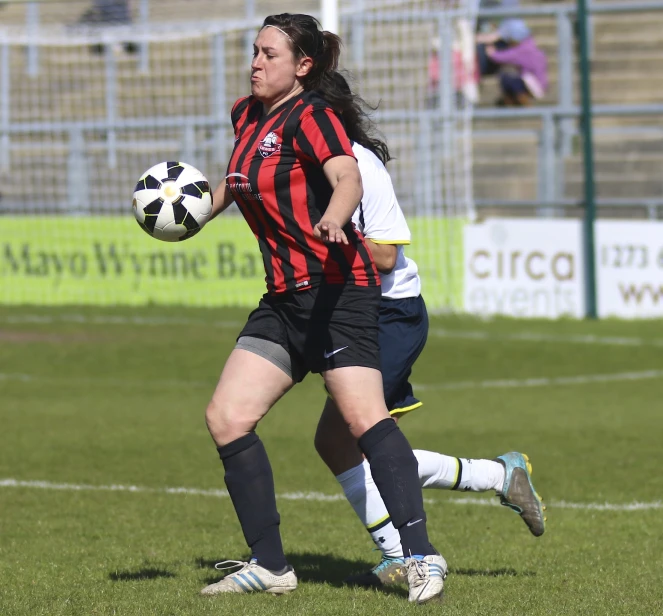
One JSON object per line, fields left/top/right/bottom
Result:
{"left": 464, "top": 218, "right": 585, "bottom": 318}
{"left": 597, "top": 220, "right": 663, "bottom": 318}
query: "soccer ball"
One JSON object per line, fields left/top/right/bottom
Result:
{"left": 132, "top": 161, "right": 213, "bottom": 242}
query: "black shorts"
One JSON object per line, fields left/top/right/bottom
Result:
{"left": 379, "top": 295, "right": 429, "bottom": 416}
{"left": 238, "top": 283, "right": 382, "bottom": 382}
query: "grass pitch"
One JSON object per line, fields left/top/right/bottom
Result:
{"left": 1, "top": 306, "right": 662, "bottom": 615}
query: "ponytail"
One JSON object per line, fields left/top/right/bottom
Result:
{"left": 318, "top": 71, "right": 392, "bottom": 165}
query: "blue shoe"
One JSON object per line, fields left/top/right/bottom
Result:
{"left": 344, "top": 556, "right": 407, "bottom": 587}
{"left": 496, "top": 452, "right": 546, "bottom": 537}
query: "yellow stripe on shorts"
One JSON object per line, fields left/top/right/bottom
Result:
{"left": 389, "top": 401, "right": 423, "bottom": 417}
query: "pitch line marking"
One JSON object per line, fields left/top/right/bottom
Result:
{"left": 0, "top": 314, "right": 244, "bottom": 328}
{"left": 2, "top": 369, "right": 663, "bottom": 391}
{"left": 412, "top": 369, "right": 663, "bottom": 391}
{"left": 3, "top": 313, "right": 663, "bottom": 349}
{"left": 1, "top": 478, "right": 660, "bottom": 512}
{"left": 428, "top": 328, "right": 663, "bottom": 348}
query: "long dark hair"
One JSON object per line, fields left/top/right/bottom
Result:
{"left": 322, "top": 71, "right": 391, "bottom": 165}
{"left": 262, "top": 14, "right": 391, "bottom": 165}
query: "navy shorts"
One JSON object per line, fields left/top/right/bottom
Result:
{"left": 379, "top": 295, "right": 429, "bottom": 416}
{"left": 238, "top": 283, "right": 382, "bottom": 382}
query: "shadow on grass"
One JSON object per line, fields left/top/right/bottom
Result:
{"left": 451, "top": 567, "right": 536, "bottom": 577}
{"left": 109, "top": 567, "right": 176, "bottom": 581}
{"left": 196, "top": 552, "right": 408, "bottom": 597}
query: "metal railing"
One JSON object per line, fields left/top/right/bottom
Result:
{"left": 1, "top": 0, "right": 663, "bottom": 215}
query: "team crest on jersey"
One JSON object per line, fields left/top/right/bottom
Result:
{"left": 257, "top": 132, "right": 282, "bottom": 158}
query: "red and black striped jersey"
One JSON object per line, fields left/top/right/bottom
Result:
{"left": 225, "top": 91, "right": 380, "bottom": 294}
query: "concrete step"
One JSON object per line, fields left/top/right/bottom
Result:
{"left": 472, "top": 139, "right": 538, "bottom": 158}
{"left": 594, "top": 37, "right": 663, "bottom": 53}
{"left": 564, "top": 156, "right": 663, "bottom": 176}
{"left": 474, "top": 153, "right": 663, "bottom": 180}
{"left": 474, "top": 158, "right": 538, "bottom": 177}
{"left": 593, "top": 137, "right": 663, "bottom": 156}
{"left": 590, "top": 52, "right": 663, "bottom": 72}
{"left": 474, "top": 177, "right": 538, "bottom": 201}
{"left": 565, "top": 176, "right": 663, "bottom": 199}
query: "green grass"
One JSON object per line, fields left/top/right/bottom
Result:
{"left": 1, "top": 306, "right": 662, "bottom": 615}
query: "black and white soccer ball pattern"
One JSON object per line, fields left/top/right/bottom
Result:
{"left": 133, "top": 161, "right": 213, "bottom": 242}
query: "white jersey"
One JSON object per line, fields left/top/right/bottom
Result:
{"left": 352, "top": 142, "right": 421, "bottom": 299}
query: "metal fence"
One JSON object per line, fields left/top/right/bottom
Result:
{"left": 1, "top": 0, "right": 663, "bottom": 215}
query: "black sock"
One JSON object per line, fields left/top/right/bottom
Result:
{"left": 217, "top": 432, "right": 287, "bottom": 572}
{"left": 358, "top": 419, "right": 435, "bottom": 557}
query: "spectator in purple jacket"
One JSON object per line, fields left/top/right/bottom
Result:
{"left": 479, "top": 19, "right": 548, "bottom": 106}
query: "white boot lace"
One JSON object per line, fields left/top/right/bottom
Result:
{"left": 408, "top": 556, "right": 428, "bottom": 586}
{"left": 214, "top": 559, "right": 250, "bottom": 574}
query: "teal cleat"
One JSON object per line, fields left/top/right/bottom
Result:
{"left": 496, "top": 452, "right": 547, "bottom": 537}
{"left": 344, "top": 556, "right": 407, "bottom": 587}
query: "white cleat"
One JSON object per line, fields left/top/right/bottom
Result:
{"left": 200, "top": 559, "right": 298, "bottom": 596}
{"left": 406, "top": 554, "right": 448, "bottom": 604}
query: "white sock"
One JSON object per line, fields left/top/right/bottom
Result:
{"left": 336, "top": 459, "right": 403, "bottom": 559}
{"left": 414, "top": 450, "right": 505, "bottom": 493}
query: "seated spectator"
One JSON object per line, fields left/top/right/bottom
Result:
{"left": 77, "top": 1, "right": 137, "bottom": 55}
{"left": 78, "top": 0, "right": 131, "bottom": 25}
{"left": 478, "top": 19, "right": 548, "bottom": 106}
{"left": 478, "top": 0, "right": 520, "bottom": 35}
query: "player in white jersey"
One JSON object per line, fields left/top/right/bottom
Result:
{"left": 314, "top": 77, "right": 546, "bottom": 586}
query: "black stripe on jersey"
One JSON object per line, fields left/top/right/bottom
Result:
{"left": 228, "top": 101, "right": 280, "bottom": 288}
{"left": 235, "top": 99, "right": 263, "bottom": 147}
{"left": 307, "top": 108, "right": 345, "bottom": 162}
{"left": 328, "top": 242, "right": 354, "bottom": 283}
{"left": 231, "top": 97, "right": 251, "bottom": 128}
{"left": 352, "top": 226, "right": 379, "bottom": 286}
{"left": 248, "top": 110, "right": 297, "bottom": 286}
{"left": 228, "top": 112, "right": 274, "bottom": 281}
{"left": 295, "top": 121, "right": 348, "bottom": 283}
{"left": 233, "top": 105, "right": 296, "bottom": 287}
{"left": 308, "top": 105, "right": 378, "bottom": 285}
{"left": 358, "top": 201, "right": 365, "bottom": 232}
{"left": 232, "top": 107, "right": 263, "bottom": 168}
{"left": 451, "top": 458, "right": 463, "bottom": 491}
{"left": 275, "top": 105, "right": 323, "bottom": 290}
{"left": 234, "top": 200, "right": 276, "bottom": 290}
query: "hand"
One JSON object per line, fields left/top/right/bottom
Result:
{"left": 313, "top": 220, "right": 349, "bottom": 245}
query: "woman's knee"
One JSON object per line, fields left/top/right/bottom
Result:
{"left": 205, "top": 398, "right": 256, "bottom": 447}
{"left": 314, "top": 407, "right": 365, "bottom": 475}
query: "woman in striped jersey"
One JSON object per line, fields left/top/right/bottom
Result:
{"left": 200, "top": 13, "right": 445, "bottom": 604}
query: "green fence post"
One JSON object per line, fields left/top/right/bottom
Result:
{"left": 577, "top": 0, "right": 597, "bottom": 318}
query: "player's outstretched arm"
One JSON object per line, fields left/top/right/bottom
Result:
{"left": 210, "top": 178, "right": 235, "bottom": 220}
